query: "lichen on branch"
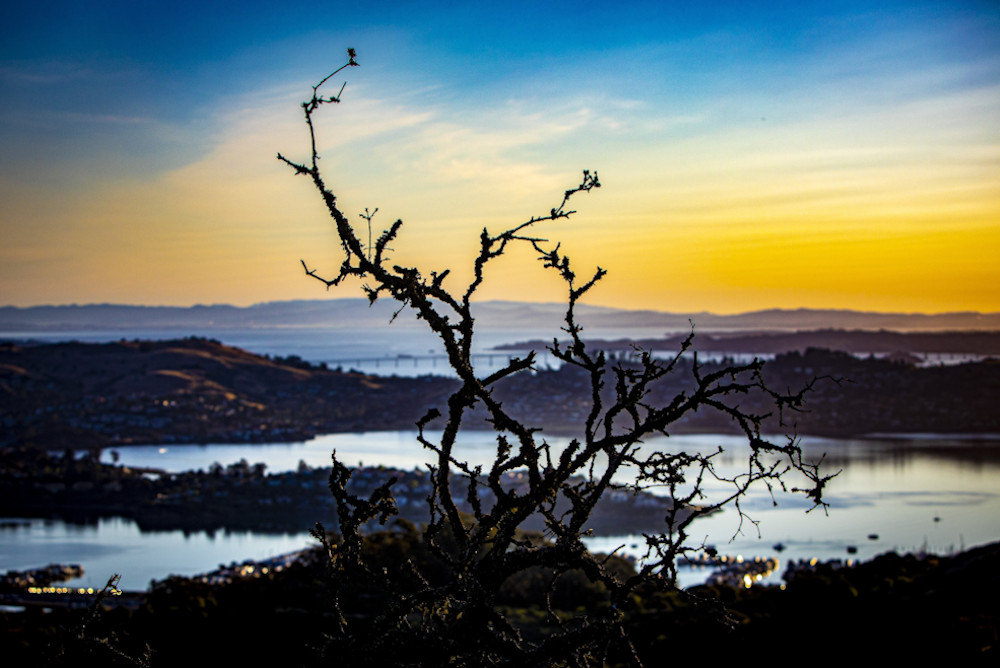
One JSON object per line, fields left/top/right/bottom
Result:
{"left": 279, "top": 49, "right": 835, "bottom": 667}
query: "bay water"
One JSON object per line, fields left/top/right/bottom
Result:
{"left": 3, "top": 326, "right": 996, "bottom": 589}
{"left": 2, "top": 432, "right": 997, "bottom": 591}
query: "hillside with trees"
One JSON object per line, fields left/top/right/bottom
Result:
{"left": 0, "top": 337, "right": 457, "bottom": 449}
{"left": 2, "top": 339, "right": 997, "bottom": 453}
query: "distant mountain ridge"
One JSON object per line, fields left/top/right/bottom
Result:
{"left": 1, "top": 299, "right": 998, "bottom": 332}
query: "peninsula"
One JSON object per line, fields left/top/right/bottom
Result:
{"left": 2, "top": 337, "right": 998, "bottom": 450}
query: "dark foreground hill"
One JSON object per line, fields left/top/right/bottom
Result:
{"left": 2, "top": 532, "right": 996, "bottom": 665}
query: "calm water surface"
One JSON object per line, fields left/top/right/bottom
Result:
{"left": 3, "top": 432, "right": 998, "bottom": 590}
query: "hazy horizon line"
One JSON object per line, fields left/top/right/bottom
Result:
{"left": 1, "top": 298, "right": 997, "bottom": 319}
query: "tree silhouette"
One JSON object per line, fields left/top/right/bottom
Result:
{"left": 278, "top": 50, "right": 834, "bottom": 667}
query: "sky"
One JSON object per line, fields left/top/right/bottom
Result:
{"left": 1, "top": 1, "right": 998, "bottom": 314}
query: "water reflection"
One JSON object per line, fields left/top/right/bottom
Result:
{"left": 4, "top": 432, "right": 997, "bottom": 591}
{"left": 0, "top": 516, "right": 311, "bottom": 591}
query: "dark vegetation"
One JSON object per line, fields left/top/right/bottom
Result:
{"left": 759, "top": 348, "right": 999, "bottom": 435}
{"left": 0, "top": 447, "right": 678, "bottom": 535}
{"left": 486, "top": 348, "right": 1000, "bottom": 437}
{"left": 499, "top": 328, "right": 1000, "bottom": 356}
{"left": 0, "top": 337, "right": 454, "bottom": 448}
{"left": 3, "top": 537, "right": 996, "bottom": 665}
{"left": 2, "top": 338, "right": 997, "bottom": 454}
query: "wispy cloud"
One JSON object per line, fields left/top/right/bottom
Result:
{"left": 2, "top": 2, "right": 997, "bottom": 310}
{"left": 0, "top": 62, "right": 97, "bottom": 85}
{"left": 18, "top": 109, "right": 151, "bottom": 125}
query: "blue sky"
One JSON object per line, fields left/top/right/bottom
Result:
{"left": 2, "top": 1, "right": 998, "bottom": 312}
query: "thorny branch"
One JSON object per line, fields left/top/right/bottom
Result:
{"left": 280, "top": 50, "right": 836, "bottom": 667}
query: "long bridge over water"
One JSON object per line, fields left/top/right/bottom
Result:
{"left": 321, "top": 349, "right": 979, "bottom": 374}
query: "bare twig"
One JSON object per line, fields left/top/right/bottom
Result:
{"left": 281, "top": 51, "right": 831, "bottom": 667}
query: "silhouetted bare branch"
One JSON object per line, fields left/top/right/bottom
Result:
{"left": 280, "top": 49, "right": 835, "bottom": 667}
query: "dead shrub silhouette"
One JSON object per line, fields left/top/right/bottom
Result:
{"left": 278, "top": 50, "right": 833, "bottom": 667}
